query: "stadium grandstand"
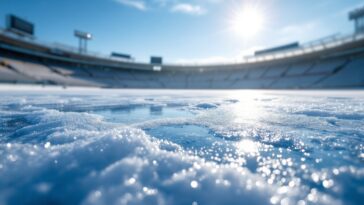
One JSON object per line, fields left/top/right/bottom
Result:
{"left": 0, "top": 7, "right": 364, "bottom": 89}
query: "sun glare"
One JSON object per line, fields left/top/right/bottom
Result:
{"left": 229, "top": 6, "right": 264, "bottom": 38}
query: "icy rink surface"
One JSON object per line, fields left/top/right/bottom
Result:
{"left": 0, "top": 86, "right": 364, "bottom": 205}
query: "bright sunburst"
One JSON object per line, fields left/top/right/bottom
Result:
{"left": 229, "top": 5, "right": 264, "bottom": 38}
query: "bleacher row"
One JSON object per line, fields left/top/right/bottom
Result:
{"left": 0, "top": 55, "right": 363, "bottom": 89}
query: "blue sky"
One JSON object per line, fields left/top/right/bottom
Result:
{"left": 0, "top": 0, "right": 363, "bottom": 63}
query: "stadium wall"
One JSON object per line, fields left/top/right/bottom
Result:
{"left": 0, "top": 32, "right": 364, "bottom": 89}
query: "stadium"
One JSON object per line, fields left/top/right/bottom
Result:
{"left": 1, "top": 1, "right": 364, "bottom": 205}
{"left": 1, "top": 7, "right": 364, "bottom": 89}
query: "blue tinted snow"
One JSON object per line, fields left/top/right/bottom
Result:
{"left": 0, "top": 89, "right": 364, "bottom": 205}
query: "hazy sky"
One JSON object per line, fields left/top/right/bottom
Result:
{"left": 0, "top": 0, "right": 363, "bottom": 63}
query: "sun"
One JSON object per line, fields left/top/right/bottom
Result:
{"left": 229, "top": 5, "right": 264, "bottom": 38}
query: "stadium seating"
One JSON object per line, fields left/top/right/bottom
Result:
{"left": 317, "top": 58, "right": 364, "bottom": 88}
{"left": 285, "top": 63, "right": 313, "bottom": 76}
{"left": 263, "top": 65, "right": 289, "bottom": 78}
{"left": 0, "top": 29, "right": 364, "bottom": 89}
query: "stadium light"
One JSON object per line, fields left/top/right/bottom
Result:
{"left": 74, "top": 30, "right": 92, "bottom": 54}
{"left": 349, "top": 6, "right": 364, "bottom": 33}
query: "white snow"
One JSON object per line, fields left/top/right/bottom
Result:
{"left": 0, "top": 86, "right": 363, "bottom": 205}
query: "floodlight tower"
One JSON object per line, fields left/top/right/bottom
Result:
{"left": 74, "top": 30, "right": 92, "bottom": 54}
{"left": 349, "top": 6, "right": 364, "bottom": 33}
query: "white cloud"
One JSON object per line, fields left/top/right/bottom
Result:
{"left": 152, "top": 0, "right": 171, "bottom": 7}
{"left": 114, "top": 0, "right": 147, "bottom": 11}
{"left": 113, "top": 0, "right": 213, "bottom": 14}
{"left": 171, "top": 3, "right": 206, "bottom": 15}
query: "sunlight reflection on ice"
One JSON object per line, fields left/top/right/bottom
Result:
{"left": 236, "top": 139, "right": 260, "bottom": 156}
{"left": 0, "top": 89, "right": 363, "bottom": 205}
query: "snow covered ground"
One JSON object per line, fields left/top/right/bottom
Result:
{"left": 0, "top": 86, "right": 363, "bottom": 205}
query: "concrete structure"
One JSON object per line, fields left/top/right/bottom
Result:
{"left": 0, "top": 11, "right": 364, "bottom": 89}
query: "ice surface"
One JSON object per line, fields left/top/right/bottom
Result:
{"left": 0, "top": 87, "right": 364, "bottom": 205}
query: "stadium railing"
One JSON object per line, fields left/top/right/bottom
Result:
{"left": 1, "top": 27, "right": 364, "bottom": 66}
